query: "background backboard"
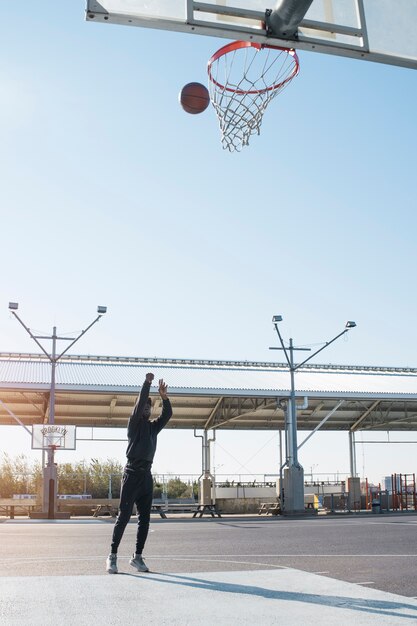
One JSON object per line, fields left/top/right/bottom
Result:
{"left": 86, "top": 0, "right": 417, "bottom": 70}
{"left": 32, "top": 424, "right": 77, "bottom": 451}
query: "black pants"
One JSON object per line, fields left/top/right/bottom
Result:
{"left": 110, "top": 468, "right": 153, "bottom": 555}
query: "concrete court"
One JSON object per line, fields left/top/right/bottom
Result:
{"left": 2, "top": 514, "right": 417, "bottom": 625}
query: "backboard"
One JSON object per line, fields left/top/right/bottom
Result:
{"left": 86, "top": 0, "right": 417, "bottom": 70}
{"left": 32, "top": 424, "right": 77, "bottom": 451}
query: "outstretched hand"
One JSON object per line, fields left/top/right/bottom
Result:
{"left": 158, "top": 379, "right": 168, "bottom": 400}
{"left": 146, "top": 373, "right": 154, "bottom": 383}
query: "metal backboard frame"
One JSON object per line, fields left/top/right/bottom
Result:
{"left": 86, "top": 0, "right": 417, "bottom": 70}
{"left": 32, "top": 424, "right": 77, "bottom": 451}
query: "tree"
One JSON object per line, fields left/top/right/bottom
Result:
{"left": 0, "top": 453, "right": 39, "bottom": 497}
{"left": 89, "top": 459, "right": 123, "bottom": 498}
{"left": 153, "top": 479, "right": 164, "bottom": 499}
{"left": 166, "top": 477, "right": 193, "bottom": 499}
{"left": 57, "top": 459, "right": 123, "bottom": 497}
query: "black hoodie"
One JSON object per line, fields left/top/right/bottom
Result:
{"left": 125, "top": 379, "right": 173, "bottom": 467}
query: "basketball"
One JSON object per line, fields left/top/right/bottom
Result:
{"left": 179, "top": 82, "right": 210, "bottom": 114}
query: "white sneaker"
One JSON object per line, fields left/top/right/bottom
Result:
{"left": 129, "top": 553, "right": 149, "bottom": 572}
{"left": 106, "top": 553, "right": 118, "bottom": 574}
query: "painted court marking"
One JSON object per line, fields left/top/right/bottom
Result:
{"left": 2, "top": 553, "right": 417, "bottom": 567}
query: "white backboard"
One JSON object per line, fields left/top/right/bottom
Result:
{"left": 86, "top": 0, "right": 417, "bottom": 70}
{"left": 32, "top": 424, "right": 77, "bottom": 450}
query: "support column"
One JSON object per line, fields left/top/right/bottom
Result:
{"left": 43, "top": 327, "right": 58, "bottom": 517}
{"left": 278, "top": 428, "right": 283, "bottom": 503}
{"left": 348, "top": 431, "right": 360, "bottom": 510}
{"left": 349, "top": 430, "right": 357, "bottom": 477}
{"left": 283, "top": 464, "right": 305, "bottom": 514}
{"left": 200, "top": 430, "right": 213, "bottom": 505}
{"left": 283, "top": 340, "right": 305, "bottom": 515}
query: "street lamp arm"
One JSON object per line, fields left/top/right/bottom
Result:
{"left": 294, "top": 328, "right": 348, "bottom": 370}
{"left": 273, "top": 323, "right": 291, "bottom": 369}
{"left": 56, "top": 314, "right": 103, "bottom": 361}
{"left": 11, "top": 311, "right": 51, "bottom": 361}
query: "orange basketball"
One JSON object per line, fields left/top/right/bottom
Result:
{"left": 179, "top": 82, "right": 210, "bottom": 114}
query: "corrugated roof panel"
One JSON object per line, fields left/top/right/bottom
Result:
{"left": 0, "top": 360, "right": 50, "bottom": 384}
{"left": 1, "top": 358, "right": 417, "bottom": 397}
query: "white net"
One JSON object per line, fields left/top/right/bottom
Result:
{"left": 208, "top": 42, "right": 299, "bottom": 152}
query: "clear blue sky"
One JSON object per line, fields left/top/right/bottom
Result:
{"left": 0, "top": 2, "right": 416, "bottom": 485}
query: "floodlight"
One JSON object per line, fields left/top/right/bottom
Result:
{"left": 97, "top": 306, "right": 107, "bottom": 314}
{"left": 345, "top": 321, "right": 357, "bottom": 329}
{"left": 272, "top": 315, "right": 283, "bottom": 323}
{"left": 8, "top": 302, "right": 19, "bottom": 310}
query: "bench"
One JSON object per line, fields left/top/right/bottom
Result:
{"left": 151, "top": 500, "right": 221, "bottom": 518}
{"left": 192, "top": 504, "right": 221, "bottom": 518}
{"left": 258, "top": 501, "right": 281, "bottom": 516}
{"left": 164, "top": 503, "right": 199, "bottom": 513}
{"left": 90, "top": 500, "right": 220, "bottom": 520}
{"left": 91, "top": 503, "right": 168, "bottom": 519}
{"left": 0, "top": 499, "right": 38, "bottom": 519}
{"left": 0, "top": 504, "right": 37, "bottom": 519}
{"left": 151, "top": 503, "right": 168, "bottom": 518}
{"left": 92, "top": 504, "right": 118, "bottom": 518}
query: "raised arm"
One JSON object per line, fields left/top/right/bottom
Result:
{"left": 154, "top": 379, "right": 173, "bottom": 433}
{"left": 128, "top": 373, "right": 154, "bottom": 434}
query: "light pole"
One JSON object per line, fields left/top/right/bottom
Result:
{"left": 8, "top": 302, "right": 107, "bottom": 518}
{"left": 108, "top": 474, "right": 113, "bottom": 500}
{"left": 309, "top": 464, "right": 318, "bottom": 482}
{"left": 270, "top": 316, "right": 356, "bottom": 514}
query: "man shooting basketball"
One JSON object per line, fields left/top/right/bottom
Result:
{"left": 106, "top": 373, "right": 172, "bottom": 574}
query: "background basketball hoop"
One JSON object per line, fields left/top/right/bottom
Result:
{"left": 207, "top": 41, "right": 300, "bottom": 152}
{"left": 32, "top": 424, "right": 76, "bottom": 451}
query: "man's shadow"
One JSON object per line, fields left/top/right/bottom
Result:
{"left": 120, "top": 571, "right": 417, "bottom": 621}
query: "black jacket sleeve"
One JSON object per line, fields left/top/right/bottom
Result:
{"left": 153, "top": 399, "right": 173, "bottom": 434}
{"left": 127, "top": 379, "right": 151, "bottom": 438}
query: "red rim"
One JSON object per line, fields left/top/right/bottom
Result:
{"left": 207, "top": 40, "right": 299, "bottom": 95}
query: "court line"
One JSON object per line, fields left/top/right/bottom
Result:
{"left": 146, "top": 558, "right": 289, "bottom": 569}
{"left": 2, "top": 553, "right": 417, "bottom": 560}
{"left": 367, "top": 521, "right": 417, "bottom": 526}
{"left": 1, "top": 553, "right": 417, "bottom": 563}
{"left": 0, "top": 555, "right": 289, "bottom": 569}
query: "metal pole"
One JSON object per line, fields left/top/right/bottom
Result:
{"left": 0, "top": 400, "right": 32, "bottom": 436}
{"left": 283, "top": 401, "right": 289, "bottom": 467}
{"left": 298, "top": 400, "right": 345, "bottom": 451}
{"left": 349, "top": 430, "right": 357, "bottom": 477}
{"left": 270, "top": 316, "right": 356, "bottom": 515}
{"left": 289, "top": 338, "right": 298, "bottom": 467}
{"left": 267, "top": 0, "right": 314, "bottom": 37}
{"left": 279, "top": 429, "right": 283, "bottom": 502}
{"left": 203, "top": 430, "right": 210, "bottom": 475}
{"left": 50, "top": 326, "right": 57, "bottom": 425}
{"left": 8, "top": 304, "right": 106, "bottom": 520}
{"left": 48, "top": 326, "right": 57, "bottom": 467}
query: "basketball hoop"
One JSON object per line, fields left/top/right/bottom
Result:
{"left": 44, "top": 435, "right": 61, "bottom": 451}
{"left": 32, "top": 424, "right": 76, "bottom": 451}
{"left": 207, "top": 41, "right": 299, "bottom": 152}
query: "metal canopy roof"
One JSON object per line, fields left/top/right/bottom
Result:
{"left": 1, "top": 352, "right": 417, "bottom": 432}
